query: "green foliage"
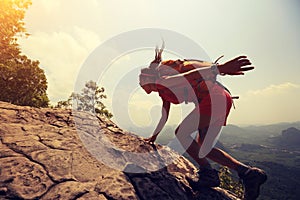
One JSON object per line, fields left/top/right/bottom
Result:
{"left": 0, "top": 56, "right": 48, "bottom": 107}
{"left": 0, "top": 0, "right": 32, "bottom": 60}
{"left": 0, "top": 0, "right": 49, "bottom": 107}
{"left": 56, "top": 80, "right": 113, "bottom": 119}
{"left": 219, "top": 166, "right": 244, "bottom": 199}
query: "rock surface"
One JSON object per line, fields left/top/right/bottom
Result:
{"left": 0, "top": 101, "right": 240, "bottom": 200}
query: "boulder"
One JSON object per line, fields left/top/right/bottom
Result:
{"left": 0, "top": 101, "right": 240, "bottom": 200}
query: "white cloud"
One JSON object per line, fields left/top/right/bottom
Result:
{"left": 230, "top": 82, "right": 300, "bottom": 125}
{"left": 19, "top": 27, "right": 101, "bottom": 104}
{"left": 73, "top": 26, "right": 101, "bottom": 51}
{"left": 247, "top": 82, "right": 300, "bottom": 96}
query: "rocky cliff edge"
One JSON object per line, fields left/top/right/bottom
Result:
{"left": 0, "top": 101, "right": 240, "bottom": 200}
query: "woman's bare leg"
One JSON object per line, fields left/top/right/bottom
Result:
{"left": 197, "top": 128, "right": 248, "bottom": 171}
{"left": 208, "top": 148, "right": 244, "bottom": 170}
{"left": 175, "top": 107, "right": 212, "bottom": 167}
{"left": 175, "top": 105, "right": 248, "bottom": 172}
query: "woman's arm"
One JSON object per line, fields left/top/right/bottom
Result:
{"left": 145, "top": 99, "right": 170, "bottom": 144}
{"left": 157, "top": 56, "right": 254, "bottom": 88}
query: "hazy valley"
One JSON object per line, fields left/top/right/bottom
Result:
{"left": 131, "top": 122, "right": 300, "bottom": 200}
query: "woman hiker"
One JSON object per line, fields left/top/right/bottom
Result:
{"left": 139, "top": 46, "right": 267, "bottom": 200}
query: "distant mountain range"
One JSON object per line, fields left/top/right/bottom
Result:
{"left": 125, "top": 121, "right": 300, "bottom": 145}
{"left": 218, "top": 122, "right": 300, "bottom": 200}
{"left": 281, "top": 127, "right": 300, "bottom": 144}
{"left": 219, "top": 121, "right": 300, "bottom": 148}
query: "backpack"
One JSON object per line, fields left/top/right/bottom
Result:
{"left": 139, "top": 59, "right": 217, "bottom": 104}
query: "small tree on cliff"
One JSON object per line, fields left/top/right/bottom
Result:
{"left": 56, "top": 80, "right": 112, "bottom": 119}
{"left": 0, "top": 0, "right": 49, "bottom": 107}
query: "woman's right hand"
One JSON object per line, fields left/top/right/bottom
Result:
{"left": 218, "top": 56, "right": 254, "bottom": 75}
{"left": 144, "top": 135, "right": 158, "bottom": 145}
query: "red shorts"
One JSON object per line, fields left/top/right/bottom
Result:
{"left": 198, "top": 83, "right": 233, "bottom": 126}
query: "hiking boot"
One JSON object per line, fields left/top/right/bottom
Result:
{"left": 239, "top": 167, "right": 267, "bottom": 200}
{"left": 197, "top": 168, "right": 221, "bottom": 187}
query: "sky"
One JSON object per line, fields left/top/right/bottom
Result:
{"left": 19, "top": 0, "right": 300, "bottom": 127}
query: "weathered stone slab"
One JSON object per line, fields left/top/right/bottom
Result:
{"left": 0, "top": 157, "right": 53, "bottom": 199}
{"left": 0, "top": 101, "right": 241, "bottom": 200}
